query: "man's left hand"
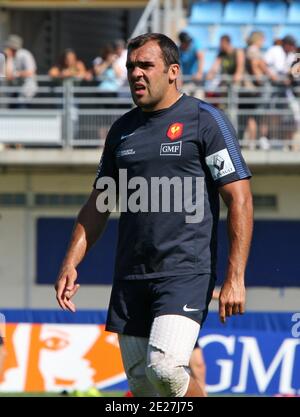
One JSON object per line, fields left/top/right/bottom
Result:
{"left": 219, "top": 279, "right": 245, "bottom": 323}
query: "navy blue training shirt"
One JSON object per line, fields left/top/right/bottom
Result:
{"left": 93, "top": 94, "right": 251, "bottom": 281}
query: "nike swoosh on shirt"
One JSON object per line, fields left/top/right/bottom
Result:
{"left": 183, "top": 304, "right": 200, "bottom": 312}
{"left": 120, "top": 132, "right": 135, "bottom": 140}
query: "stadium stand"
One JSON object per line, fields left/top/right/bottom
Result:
{"left": 255, "top": 1, "right": 287, "bottom": 24}
{"left": 0, "top": 0, "right": 300, "bottom": 398}
{"left": 210, "top": 25, "right": 245, "bottom": 49}
{"left": 187, "top": 0, "right": 300, "bottom": 49}
{"left": 223, "top": 1, "right": 255, "bottom": 24}
{"left": 189, "top": 1, "right": 223, "bottom": 24}
{"left": 278, "top": 25, "right": 300, "bottom": 45}
{"left": 287, "top": 0, "right": 300, "bottom": 23}
{"left": 0, "top": 1, "right": 299, "bottom": 148}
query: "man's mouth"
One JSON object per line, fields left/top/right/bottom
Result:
{"left": 133, "top": 83, "right": 146, "bottom": 96}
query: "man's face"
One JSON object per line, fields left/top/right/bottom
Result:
{"left": 180, "top": 41, "right": 191, "bottom": 51}
{"left": 220, "top": 39, "right": 230, "bottom": 53}
{"left": 5, "top": 48, "right": 16, "bottom": 57}
{"left": 283, "top": 43, "right": 296, "bottom": 54}
{"left": 126, "top": 41, "right": 172, "bottom": 111}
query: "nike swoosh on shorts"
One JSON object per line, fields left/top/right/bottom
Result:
{"left": 183, "top": 304, "right": 200, "bottom": 312}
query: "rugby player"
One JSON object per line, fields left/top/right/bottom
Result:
{"left": 55, "top": 33, "right": 253, "bottom": 397}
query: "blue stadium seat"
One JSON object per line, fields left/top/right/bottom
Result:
{"left": 203, "top": 49, "right": 217, "bottom": 73}
{"left": 255, "top": 1, "right": 287, "bottom": 24}
{"left": 278, "top": 26, "right": 300, "bottom": 45}
{"left": 211, "top": 25, "right": 246, "bottom": 49}
{"left": 189, "top": 1, "right": 223, "bottom": 24}
{"left": 223, "top": 1, "right": 255, "bottom": 24}
{"left": 287, "top": 1, "right": 300, "bottom": 24}
{"left": 184, "top": 25, "right": 211, "bottom": 47}
{"left": 252, "top": 26, "right": 275, "bottom": 48}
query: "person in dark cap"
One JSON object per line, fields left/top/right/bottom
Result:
{"left": 178, "top": 31, "right": 204, "bottom": 81}
{"left": 4, "top": 33, "right": 38, "bottom": 105}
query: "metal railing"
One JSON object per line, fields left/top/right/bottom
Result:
{"left": 0, "top": 75, "right": 300, "bottom": 150}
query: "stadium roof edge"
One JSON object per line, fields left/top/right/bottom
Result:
{"left": 0, "top": 0, "right": 148, "bottom": 9}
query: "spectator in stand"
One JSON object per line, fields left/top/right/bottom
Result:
{"left": 246, "top": 31, "right": 277, "bottom": 85}
{"left": 243, "top": 31, "right": 276, "bottom": 150}
{"left": 264, "top": 35, "right": 296, "bottom": 79}
{"left": 112, "top": 39, "right": 128, "bottom": 86}
{"left": 4, "top": 34, "right": 38, "bottom": 106}
{"left": 264, "top": 36, "right": 297, "bottom": 147}
{"left": 93, "top": 45, "right": 124, "bottom": 92}
{"left": 178, "top": 31, "right": 204, "bottom": 82}
{"left": 206, "top": 35, "right": 244, "bottom": 85}
{"left": 49, "top": 48, "right": 90, "bottom": 81}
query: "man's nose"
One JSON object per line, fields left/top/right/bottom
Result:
{"left": 130, "top": 66, "right": 143, "bottom": 79}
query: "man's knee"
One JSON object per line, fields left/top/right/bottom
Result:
{"left": 146, "top": 347, "right": 190, "bottom": 397}
{"left": 127, "top": 358, "right": 157, "bottom": 397}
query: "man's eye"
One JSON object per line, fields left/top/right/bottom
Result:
{"left": 140, "top": 63, "right": 153, "bottom": 69}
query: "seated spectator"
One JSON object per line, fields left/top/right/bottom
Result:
{"left": 178, "top": 31, "right": 204, "bottom": 82}
{"left": 246, "top": 31, "right": 277, "bottom": 85}
{"left": 112, "top": 39, "right": 128, "bottom": 86}
{"left": 206, "top": 35, "right": 244, "bottom": 84}
{"left": 4, "top": 34, "right": 38, "bottom": 106}
{"left": 264, "top": 36, "right": 297, "bottom": 147}
{"left": 93, "top": 45, "right": 124, "bottom": 92}
{"left": 49, "top": 48, "right": 90, "bottom": 81}
{"left": 243, "top": 31, "right": 276, "bottom": 149}
{"left": 265, "top": 35, "right": 296, "bottom": 80}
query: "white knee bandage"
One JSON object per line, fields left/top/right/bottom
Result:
{"left": 146, "top": 347, "right": 190, "bottom": 397}
{"left": 146, "top": 315, "right": 200, "bottom": 397}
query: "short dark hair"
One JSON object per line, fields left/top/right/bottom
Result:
{"left": 178, "top": 31, "right": 193, "bottom": 44}
{"left": 220, "top": 35, "right": 231, "bottom": 44}
{"left": 282, "top": 35, "right": 296, "bottom": 47}
{"left": 127, "top": 33, "right": 180, "bottom": 68}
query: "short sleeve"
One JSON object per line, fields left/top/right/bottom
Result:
{"left": 93, "top": 56, "right": 103, "bottom": 66}
{"left": 17, "top": 50, "right": 36, "bottom": 72}
{"left": 198, "top": 101, "right": 251, "bottom": 186}
{"left": 93, "top": 128, "right": 118, "bottom": 189}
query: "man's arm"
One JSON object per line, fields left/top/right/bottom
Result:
{"left": 193, "top": 50, "right": 205, "bottom": 81}
{"left": 206, "top": 57, "right": 221, "bottom": 80}
{"left": 55, "top": 189, "right": 110, "bottom": 312}
{"left": 233, "top": 49, "right": 245, "bottom": 83}
{"left": 218, "top": 179, "right": 253, "bottom": 323}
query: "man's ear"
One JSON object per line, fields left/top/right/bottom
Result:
{"left": 169, "top": 64, "right": 180, "bottom": 82}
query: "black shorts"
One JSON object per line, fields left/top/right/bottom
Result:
{"left": 0, "top": 336, "right": 3, "bottom": 346}
{"left": 106, "top": 274, "right": 216, "bottom": 338}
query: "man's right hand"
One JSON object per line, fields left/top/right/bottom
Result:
{"left": 55, "top": 265, "right": 80, "bottom": 312}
